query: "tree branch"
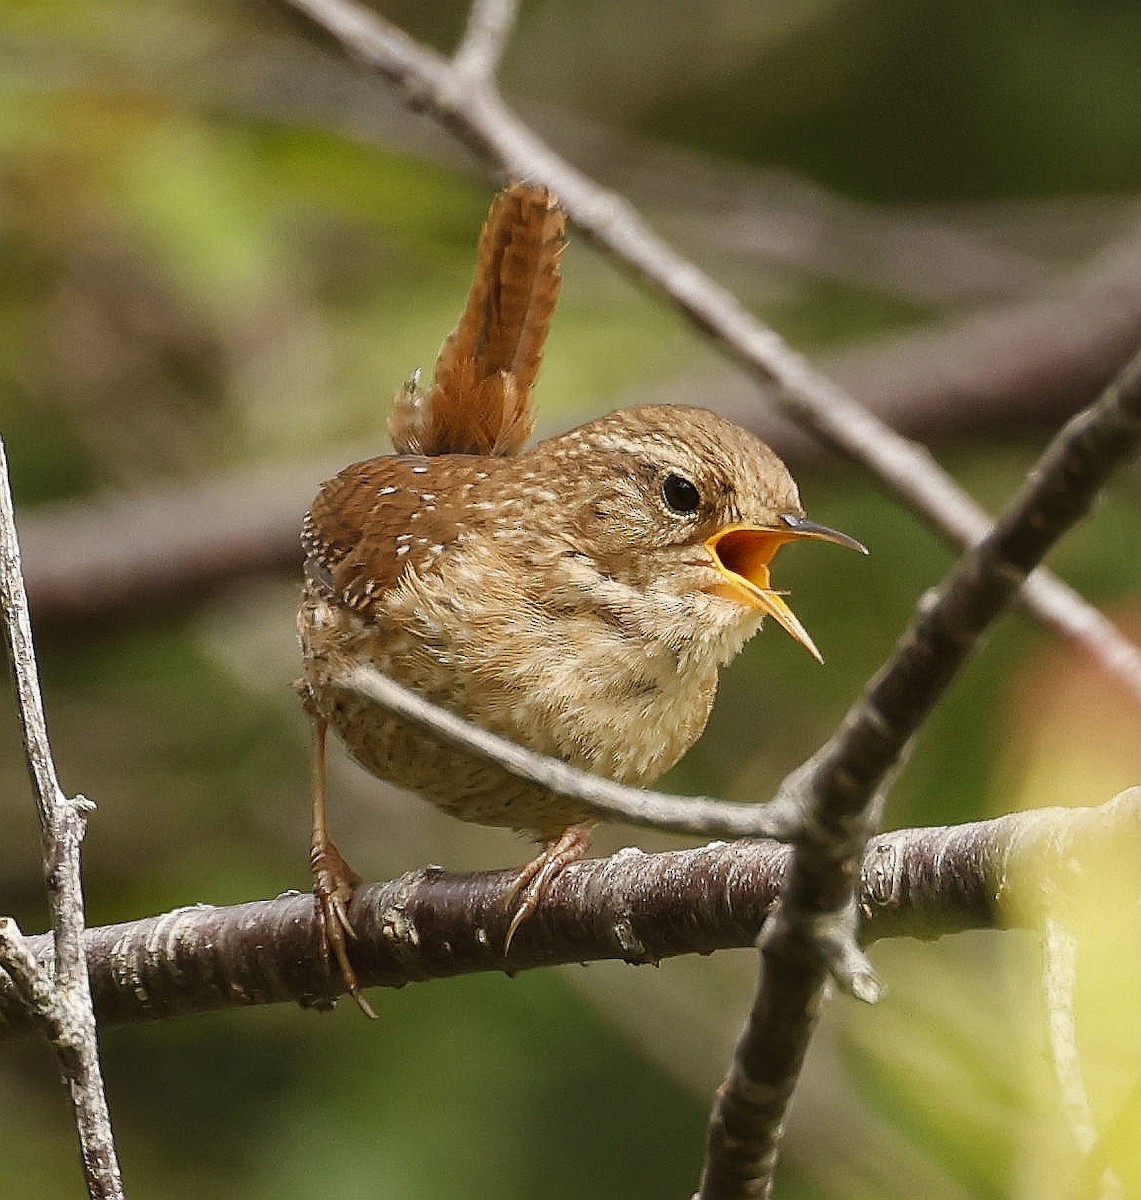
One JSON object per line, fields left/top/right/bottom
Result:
{"left": 698, "top": 347, "right": 1141, "bottom": 1198}
{"left": 341, "top": 665, "right": 804, "bottom": 840}
{"left": 281, "top": 0, "right": 1141, "bottom": 706}
{"left": 0, "top": 440, "right": 125, "bottom": 1199}
{"left": 1, "top": 792, "right": 1135, "bottom": 1040}
{"left": 676, "top": 228, "right": 1141, "bottom": 452}
{"left": 452, "top": 0, "right": 520, "bottom": 82}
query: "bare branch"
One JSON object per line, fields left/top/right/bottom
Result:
{"left": 681, "top": 229, "right": 1141, "bottom": 449}
{"left": 16, "top": 251, "right": 1141, "bottom": 658}
{"left": 341, "top": 665, "right": 803, "bottom": 840}
{"left": 699, "top": 349, "right": 1141, "bottom": 1198}
{"left": 0, "top": 917, "right": 71, "bottom": 1040}
{"left": 0, "top": 439, "right": 125, "bottom": 1200}
{"left": 1, "top": 792, "right": 1136, "bottom": 1039}
{"left": 281, "top": 0, "right": 1141, "bottom": 706}
{"left": 333, "top": 353, "right": 1139, "bottom": 853}
{"left": 452, "top": 0, "right": 520, "bottom": 82}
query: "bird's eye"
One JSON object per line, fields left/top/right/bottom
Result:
{"left": 661, "top": 472, "right": 701, "bottom": 515}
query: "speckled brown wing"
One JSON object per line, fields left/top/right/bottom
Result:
{"left": 302, "top": 455, "right": 474, "bottom": 616}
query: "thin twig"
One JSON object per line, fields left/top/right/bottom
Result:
{"left": 281, "top": 0, "right": 1141, "bottom": 704}
{"left": 342, "top": 665, "right": 803, "bottom": 840}
{"left": 452, "top": 0, "right": 520, "bottom": 81}
{"left": 0, "top": 439, "right": 126, "bottom": 1200}
{"left": 697, "top": 349, "right": 1141, "bottom": 1199}
{"left": 0, "top": 917, "right": 72, "bottom": 1040}
{"left": 1, "top": 792, "right": 1135, "bottom": 1038}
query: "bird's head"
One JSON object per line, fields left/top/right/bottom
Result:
{"left": 529, "top": 404, "right": 866, "bottom": 663}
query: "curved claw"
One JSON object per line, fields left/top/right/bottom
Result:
{"left": 311, "top": 839, "right": 377, "bottom": 1020}
{"left": 503, "top": 824, "right": 593, "bottom": 953}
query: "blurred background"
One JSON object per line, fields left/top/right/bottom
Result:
{"left": 2, "top": 1, "right": 1141, "bottom": 1196}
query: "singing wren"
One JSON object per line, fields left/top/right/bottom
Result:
{"left": 297, "top": 184, "right": 865, "bottom": 1013}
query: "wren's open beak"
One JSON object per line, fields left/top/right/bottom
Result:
{"left": 704, "top": 514, "right": 868, "bottom": 663}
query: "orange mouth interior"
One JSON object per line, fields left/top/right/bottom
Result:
{"left": 704, "top": 520, "right": 865, "bottom": 663}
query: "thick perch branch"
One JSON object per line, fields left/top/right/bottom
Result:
{"left": 261, "top": 7, "right": 1141, "bottom": 1193}
{"left": 0, "top": 792, "right": 1134, "bottom": 1040}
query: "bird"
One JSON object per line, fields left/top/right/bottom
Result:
{"left": 296, "top": 183, "right": 865, "bottom": 1014}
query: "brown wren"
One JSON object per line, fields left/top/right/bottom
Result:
{"left": 297, "top": 184, "right": 865, "bottom": 1013}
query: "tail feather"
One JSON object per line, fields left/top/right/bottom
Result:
{"left": 389, "top": 184, "right": 566, "bottom": 458}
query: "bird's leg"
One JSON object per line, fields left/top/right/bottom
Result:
{"left": 503, "top": 823, "right": 593, "bottom": 952}
{"left": 309, "top": 714, "right": 377, "bottom": 1018}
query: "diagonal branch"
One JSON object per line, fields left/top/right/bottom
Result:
{"left": 342, "top": 664, "right": 807, "bottom": 840}
{"left": 452, "top": 0, "right": 521, "bottom": 82}
{"left": 259, "top": 9, "right": 1141, "bottom": 1188}
{"left": 0, "top": 440, "right": 125, "bottom": 1200}
{"left": 15, "top": 250, "right": 1141, "bottom": 633}
{"left": 281, "top": 0, "right": 1141, "bottom": 704}
{"left": 698, "top": 347, "right": 1141, "bottom": 1199}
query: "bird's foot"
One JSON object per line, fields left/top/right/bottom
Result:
{"left": 310, "top": 838, "right": 377, "bottom": 1019}
{"left": 503, "top": 823, "right": 593, "bottom": 952}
